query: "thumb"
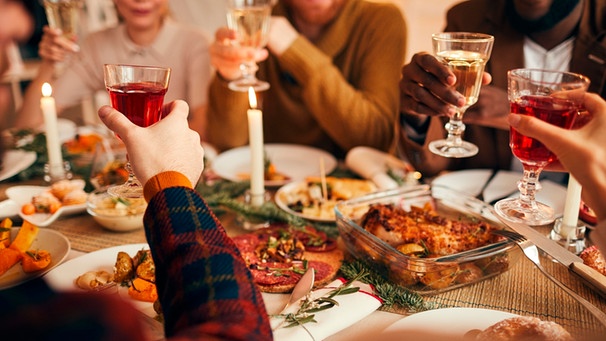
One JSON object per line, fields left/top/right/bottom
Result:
{"left": 507, "top": 113, "right": 568, "bottom": 153}
{"left": 97, "top": 105, "right": 137, "bottom": 139}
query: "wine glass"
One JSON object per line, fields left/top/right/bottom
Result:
{"left": 495, "top": 69, "right": 590, "bottom": 226}
{"left": 103, "top": 64, "right": 171, "bottom": 198}
{"left": 429, "top": 32, "right": 494, "bottom": 158}
{"left": 226, "top": 0, "right": 272, "bottom": 92}
{"left": 42, "top": 0, "right": 84, "bottom": 40}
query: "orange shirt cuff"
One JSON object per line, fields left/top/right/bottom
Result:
{"left": 143, "top": 171, "right": 193, "bottom": 202}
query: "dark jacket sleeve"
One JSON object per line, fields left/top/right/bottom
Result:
{"left": 144, "top": 186, "right": 272, "bottom": 341}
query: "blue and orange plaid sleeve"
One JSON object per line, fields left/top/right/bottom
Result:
{"left": 144, "top": 186, "right": 273, "bottom": 340}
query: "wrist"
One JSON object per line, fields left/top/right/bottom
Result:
{"left": 400, "top": 112, "right": 430, "bottom": 144}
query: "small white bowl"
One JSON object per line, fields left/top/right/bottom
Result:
{"left": 86, "top": 187, "right": 147, "bottom": 232}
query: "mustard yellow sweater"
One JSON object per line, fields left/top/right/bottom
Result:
{"left": 207, "top": 0, "right": 407, "bottom": 158}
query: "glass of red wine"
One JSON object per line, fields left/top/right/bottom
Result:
{"left": 495, "top": 69, "right": 590, "bottom": 226}
{"left": 103, "top": 64, "right": 171, "bottom": 198}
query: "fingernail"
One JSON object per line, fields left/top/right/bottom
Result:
{"left": 72, "top": 44, "right": 80, "bottom": 52}
{"left": 446, "top": 74, "right": 456, "bottom": 86}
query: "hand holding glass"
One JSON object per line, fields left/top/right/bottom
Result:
{"left": 495, "top": 69, "right": 590, "bottom": 226}
{"left": 103, "top": 64, "right": 171, "bottom": 198}
{"left": 226, "top": 0, "right": 272, "bottom": 92}
{"left": 429, "top": 32, "right": 494, "bottom": 158}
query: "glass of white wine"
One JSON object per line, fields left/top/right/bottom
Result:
{"left": 42, "top": 0, "right": 84, "bottom": 40}
{"left": 226, "top": 0, "right": 272, "bottom": 92}
{"left": 429, "top": 32, "right": 494, "bottom": 158}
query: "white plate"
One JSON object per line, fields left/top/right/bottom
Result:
{"left": 275, "top": 181, "right": 336, "bottom": 223}
{"left": 0, "top": 228, "right": 70, "bottom": 290}
{"left": 5, "top": 181, "right": 87, "bottom": 227}
{"left": 0, "top": 200, "right": 20, "bottom": 219}
{"left": 44, "top": 243, "right": 156, "bottom": 316}
{"left": 432, "top": 169, "right": 567, "bottom": 217}
{"left": 0, "top": 150, "right": 37, "bottom": 182}
{"left": 212, "top": 144, "right": 337, "bottom": 187}
{"left": 378, "top": 307, "right": 518, "bottom": 340}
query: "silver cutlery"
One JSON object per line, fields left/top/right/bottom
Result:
{"left": 493, "top": 229, "right": 606, "bottom": 325}
{"left": 272, "top": 267, "right": 315, "bottom": 330}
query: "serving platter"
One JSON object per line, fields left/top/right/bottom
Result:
{"left": 0, "top": 228, "right": 70, "bottom": 290}
{"left": 6, "top": 184, "right": 87, "bottom": 227}
{"left": 212, "top": 144, "right": 337, "bottom": 187}
{"left": 0, "top": 150, "right": 37, "bottom": 182}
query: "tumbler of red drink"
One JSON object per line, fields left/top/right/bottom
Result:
{"left": 495, "top": 69, "right": 589, "bottom": 226}
{"left": 103, "top": 64, "right": 171, "bottom": 198}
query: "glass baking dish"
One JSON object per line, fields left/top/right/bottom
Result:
{"left": 335, "top": 184, "right": 521, "bottom": 294}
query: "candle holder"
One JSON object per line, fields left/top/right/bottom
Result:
{"left": 236, "top": 189, "right": 272, "bottom": 231}
{"left": 548, "top": 217, "right": 586, "bottom": 255}
{"left": 44, "top": 161, "right": 73, "bottom": 184}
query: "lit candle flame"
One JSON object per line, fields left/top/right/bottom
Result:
{"left": 42, "top": 82, "right": 52, "bottom": 97}
{"left": 248, "top": 87, "right": 257, "bottom": 109}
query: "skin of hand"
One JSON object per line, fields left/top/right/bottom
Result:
{"left": 97, "top": 100, "right": 205, "bottom": 186}
{"left": 37, "top": 26, "right": 80, "bottom": 63}
{"left": 463, "top": 85, "right": 510, "bottom": 130}
{"left": 209, "top": 27, "right": 269, "bottom": 81}
{"left": 399, "top": 52, "right": 492, "bottom": 118}
{"left": 266, "top": 16, "right": 299, "bottom": 56}
{"left": 507, "top": 93, "right": 606, "bottom": 222}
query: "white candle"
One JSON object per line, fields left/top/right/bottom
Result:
{"left": 40, "top": 83, "right": 65, "bottom": 179}
{"left": 561, "top": 175, "right": 582, "bottom": 236}
{"left": 247, "top": 87, "right": 265, "bottom": 206}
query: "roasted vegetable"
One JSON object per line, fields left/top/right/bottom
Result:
{"left": 21, "top": 250, "right": 52, "bottom": 272}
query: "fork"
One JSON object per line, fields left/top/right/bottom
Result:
{"left": 494, "top": 229, "right": 606, "bottom": 325}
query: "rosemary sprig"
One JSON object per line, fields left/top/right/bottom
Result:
{"left": 339, "top": 259, "right": 431, "bottom": 312}
{"left": 274, "top": 271, "right": 368, "bottom": 330}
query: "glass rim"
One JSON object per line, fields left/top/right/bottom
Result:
{"left": 432, "top": 32, "right": 494, "bottom": 42}
{"left": 508, "top": 68, "right": 590, "bottom": 85}
{"left": 103, "top": 64, "right": 171, "bottom": 72}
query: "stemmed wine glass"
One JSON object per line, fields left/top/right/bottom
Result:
{"left": 495, "top": 69, "right": 590, "bottom": 226}
{"left": 429, "top": 32, "right": 494, "bottom": 158}
{"left": 103, "top": 64, "right": 171, "bottom": 198}
{"left": 226, "top": 0, "right": 272, "bottom": 92}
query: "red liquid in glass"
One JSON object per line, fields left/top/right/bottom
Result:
{"left": 108, "top": 82, "right": 167, "bottom": 127}
{"left": 510, "top": 95, "right": 578, "bottom": 164}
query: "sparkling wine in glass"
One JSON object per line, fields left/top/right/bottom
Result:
{"left": 42, "top": 0, "right": 83, "bottom": 40}
{"left": 495, "top": 69, "right": 590, "bottom": 226}
{"left": 103, "top": 64, "right": 171, "bottom": 198}
{"left": 226, "top": 0, "right": 272, "bottom": 92}
{"left": 429, "top": 32, "right": 494, "bottom": 158}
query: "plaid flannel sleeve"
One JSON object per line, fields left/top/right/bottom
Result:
{"left": 144, "top": 186, "right": 272, "bottom": 340}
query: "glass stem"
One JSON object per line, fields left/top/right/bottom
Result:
{"left": 240, "top": 60, "right": 259, "bottom": 82}
{"left": 444, "top": 110, "right": 466, "bottom": 146}
{"left": 518, "top": 167, "right": 542, "bottom": 207}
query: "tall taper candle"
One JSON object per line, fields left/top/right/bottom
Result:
{"left": 40, "top": 83, "right": 65, "bottom": 180}
{"left": 561, "top": 175, "right": 582, "bottom": 237}
{"left": 247, "top": 87, "right": 265, "bottom": 206}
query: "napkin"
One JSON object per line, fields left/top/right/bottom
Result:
{"left": 271, "top": 278, "right": 383, "bottom": 341}
{"left": 345, "top": 146, "right": 414, "bottom": 190}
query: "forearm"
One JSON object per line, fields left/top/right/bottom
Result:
{"left": 14, "top": 61, "right": 56, "bottom": 129}
{"left": 280, "top": 37, "right": 399, "bottom": 152}
{"left": 143, "top": 185, "right": 271, "bottom": 340}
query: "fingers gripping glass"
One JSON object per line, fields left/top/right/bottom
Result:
{"left": 226, "top": 0, "right": 272, "bottom": 92}
{"left": 103, "top": 64, "right": 171, "bottom": 198}
{"left": 429, "top": 32, "right": 494, "bottom": 158}
{"left": 495, "top": 69, "right": 590, "bottom": 226}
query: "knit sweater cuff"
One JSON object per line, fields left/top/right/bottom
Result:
{"left": 143, "top": 171, "right": 193, "bottom": 202}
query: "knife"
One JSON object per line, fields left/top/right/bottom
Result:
{"left": 272, "top": 267, "right": 315, "bottom": 330}
{"left": 499, "top": 219, "right": 606, "bottom": 298}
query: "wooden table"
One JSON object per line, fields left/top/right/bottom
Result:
{"left": 1, "top": 178, "right": 605, "bottom": 340}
